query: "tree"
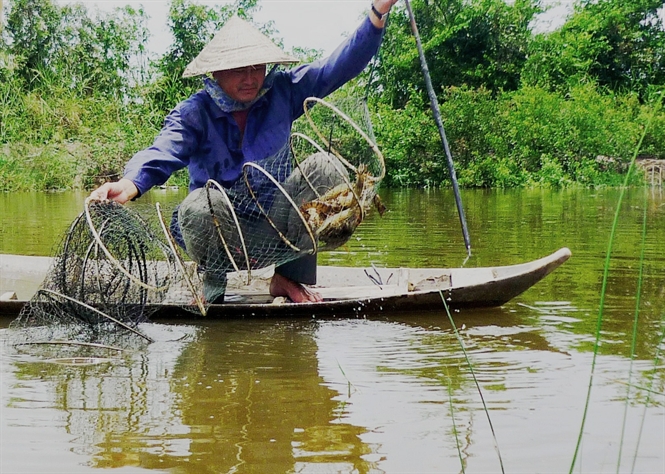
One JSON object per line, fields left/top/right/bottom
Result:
{"left": 522, "top": 0, "right": 665, "bottom": 96}
{"left": 5, "top": 0, "right": 61, "bottom": 86}
{"left": 55, "top": 3, "right": 149, "bottom": 97}
{"left": 4, "top": 0, "right": 148, "bottom": 97}
{"left": 373, "top": 0, "right": 541, "bottom": 108}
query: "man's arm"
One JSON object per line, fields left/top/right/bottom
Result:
{"left": 90, "top": 96, "right": 205, "bottom": 203}
{"left": 285, "top": 0, "right": 399, "bottom": 118}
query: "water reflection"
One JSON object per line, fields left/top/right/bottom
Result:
{"left": 314, "top": 314, "right": 664, "bottom": 472}
{"left": 2, "top": 322, "right": 192, "bottom": 473}
{"left": 2, "top": 306, "right": 664, "bottom": 472}
{"left": 2, "top": 187, "right": 665, "bottom": 472}
{"left": 2, "top": 320, "right": 377, "bottom": 473}
{"left": 148, "top": 320, "right": 374, "bottom": 473}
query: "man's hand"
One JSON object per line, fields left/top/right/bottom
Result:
{"left": 370, "top": 0, "right": 399, "bottom": 28}
{"left": 89, "top": 178, "right": 139, "bottom": 204}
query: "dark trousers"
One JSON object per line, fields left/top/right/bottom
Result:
{"left": 275, "top": 254, "right": 317, "bottom": 285}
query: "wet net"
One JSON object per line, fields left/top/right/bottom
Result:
{"left": 8, "top": 96, "right": 386, "bottom": 351}
{"left": 8, "top": 199, "right": 186, "bottom": 352}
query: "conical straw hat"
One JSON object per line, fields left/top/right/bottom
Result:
{"left": 183, "top": 16, "right": 298, "bottom": 78}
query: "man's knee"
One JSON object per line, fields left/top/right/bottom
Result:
{"left": 178, "top": 188, "right": 209, "bottom": 223}
{"left": 284, "top": 152, "right": 349, "bottom": 205}
{"left": 300, "top": 152, "right": 349, "bottom": 188}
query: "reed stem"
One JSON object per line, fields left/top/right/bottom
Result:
{"left": 440, "top": 291, "right": 505, "bottom": 474}
{"left": 569, "top": 94, "right": 662, "bottom": 474}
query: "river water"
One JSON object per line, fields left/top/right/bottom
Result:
{"left": 0, "top": 187, "right": 664, "bottom": 473}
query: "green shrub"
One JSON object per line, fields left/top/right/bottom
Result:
{"left": 458, "top": 154, "right": 528, "bottom": 188}
{"left": 373, "top": 89, "right": 443, "bottom": 187}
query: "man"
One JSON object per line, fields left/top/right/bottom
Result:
{"left": 90, "top": 1, "right": 398, "bottom": 303}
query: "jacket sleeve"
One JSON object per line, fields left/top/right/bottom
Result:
{"left": 122, "top": 99, "right": 203, "bottom": 195}
{"left": 286, "top": 16, "right": 384, "bottom": 119}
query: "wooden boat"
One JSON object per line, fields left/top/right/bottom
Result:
{"left": 0, "top": 248, "right": 571, "bottom": 318}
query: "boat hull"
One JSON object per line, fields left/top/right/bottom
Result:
{"left": 0, "top": 248, "right": 571, "bottom": 318}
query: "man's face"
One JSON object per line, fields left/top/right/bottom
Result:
{"left": 213, "top": 64, "right": 267, "bottom": 103}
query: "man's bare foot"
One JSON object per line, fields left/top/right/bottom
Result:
{"left": 269, "top": 273, "right": 322, "bottom": 303}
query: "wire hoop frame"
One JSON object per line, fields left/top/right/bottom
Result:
{"left": 84, "top": 197, "right": 171, "bottom": 292}
{"left": 241, "top": 161, "right": 318, "bottom": 255}
{"left": 155, "top": 202, "right": 207, "bottom": 316}
{"left": 289, "top": 132, "right": 360, "bottom": 209}
{"left": 303, "top": 96, "right": 386, "bottom": 181}
{"left": 203, "top": 179, "right": 252, "bottom": 283}
{"left": 38, "top": 289, "right": 154, "bottom": 343}
{"left": 289, "top": 132, "right": 328, "bottom": 200}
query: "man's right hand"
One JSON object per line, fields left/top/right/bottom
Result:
{"left": 89, "top": 178, "right": 139, "bottom": 204}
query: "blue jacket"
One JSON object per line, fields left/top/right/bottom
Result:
{"left": 124, "top": 16, "right": 384, "bottom": 195}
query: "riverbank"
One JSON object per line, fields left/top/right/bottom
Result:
{"left": 0, "top": 83, "right": 658, "bottom": 192}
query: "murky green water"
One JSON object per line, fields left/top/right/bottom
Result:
{"left": 1, "top": 187, "right": 664, "bottom": 473}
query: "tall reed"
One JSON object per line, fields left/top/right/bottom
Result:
{"left": 440, "top": 292, "right": 506, "bottom": 474}
{"left": 568, "top": 94, "right": 663, "bottom": 474}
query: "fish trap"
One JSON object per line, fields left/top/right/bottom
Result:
{"left": 9, "top": 199, "right": 184, "bottom": 349}
{"left": 177, "top": 97, "right": 387, "bottom": 303}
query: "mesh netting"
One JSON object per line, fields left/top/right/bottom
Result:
{"left": 8, "top": 200, "right": 183, "bottom": 350}
{"left": 178, "top": 97, "right": 387, "bottom": 302}
{"left": 8, "top": 97, "right": 386, "bottom": 352}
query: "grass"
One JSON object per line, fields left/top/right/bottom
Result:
{"left": 569, "top": 94, "right": 661, "bottom": 474}
{"left": 616, "top": 187, "right": 648, "bottom": 472}
{"left": 440, "top": 291, "right": 506, "bottom": 474}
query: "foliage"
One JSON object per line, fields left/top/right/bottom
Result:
{"left": 522, "top": 0, "right": 665, "bottom": 97}
{"left": 500, "top": 83, "right": 643, "bottom": 174}
{"left": 4, "top": 0, "right": 60, "bottom": 86}
{"left": 0, "top": 78, "right": 159, "bottom": 191}
{"left": 0, "top": 0, "right": 160, "bottom": 191}
{"left": 373, "top": 88, "right": 448, "bottom": 187}
{"left": 0, "top": 0, "right": 307, "bottom": 191}
{"left": 458, "top": 155, "right": 529, "bottom": 188}
{"left": 0, "top": 0, "right": 663, "bottom": 192}
{"left": 371, "top": 83, "right": 658, "bottom": 188}
{"left": 374, "top": 0, "right": 542, "bottom": 108}
{"left": 5, "top": 0, "right": 149, "bottom": 97}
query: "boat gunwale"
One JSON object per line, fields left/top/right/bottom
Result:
{"left": 0, "top": 248, "right": 571, "bottom": 318}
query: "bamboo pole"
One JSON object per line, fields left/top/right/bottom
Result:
{"left": 404, "top": 0, "right": 472, "bottom": 258}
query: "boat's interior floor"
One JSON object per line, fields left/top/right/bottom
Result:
{"left": 1, "top": 257, "right": 453, "bottom": 303}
